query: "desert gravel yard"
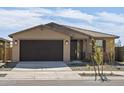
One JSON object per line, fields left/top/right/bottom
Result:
{"left": 67, "top": 61, "right": 124, "bottom": 71}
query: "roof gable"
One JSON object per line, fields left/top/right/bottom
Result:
{"left": 9, "top": 22, "right": 119, "bottom": 39}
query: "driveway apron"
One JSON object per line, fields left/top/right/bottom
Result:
{"left": 0, "top": 62, "right": 81, "bottom": 80}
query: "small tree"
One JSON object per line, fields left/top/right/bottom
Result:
{"left": 94, "top": 46, "right": 104, "bottom": 79}
{"left": 91, "top": 39, "right": 97, "bottom": 81}
{"left": 91, "top": 39, "right": 105, "bottom": 81}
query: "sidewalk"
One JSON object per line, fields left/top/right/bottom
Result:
{"left": 0, "top": 70, "right": 124, "bottom": 80}
{"left": 0, "top": 71, "right": 82, "bottom": 80}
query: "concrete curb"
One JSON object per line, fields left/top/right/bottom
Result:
{"left": 0, "top": 76, "right": 124, "bottom": 81}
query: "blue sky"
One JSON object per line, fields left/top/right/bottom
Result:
{"left": 0, "top": 7, "right": 124, "bottom": 45}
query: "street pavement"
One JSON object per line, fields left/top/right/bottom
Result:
{"left": 0, "top": 80, "right": 124, "bottom": 86}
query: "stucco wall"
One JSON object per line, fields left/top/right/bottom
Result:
{"left": 12, "top": 27, "right": 70, "bottom": 62}
{"left": 94, "top": 38, "right": 115, "bottom": 61}
{"left": 105, "top": 38, "right": 115, "bottom": 61}
{"left": 82, "top": 39, "right": 92, "bottom": 60}
{"left": 82, "top": 38, "right": 115, "bottom": 61}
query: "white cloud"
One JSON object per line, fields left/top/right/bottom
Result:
{"left": 97, "top": 12, "right": 124, "bottom": 23}
{"left": 0, "top": 8, "right": 52, "bottom": 30}
{"left": 0, "top": 9, "right": 43, "bottom": 18}
{"left": 24, "top": 7, "right": 53, "bottom": 15}
{"left": 0, "top": 8, "right": 124, "bottom": 45}
{"left": 0, "top": 8, "right": 96, "bottom": 29}
{"left": 54, "top": 8, "right": 95, "bottom": 23}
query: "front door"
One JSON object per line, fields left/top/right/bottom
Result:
{"left": 70, "top": 40, "right": 77, "bottom": 60}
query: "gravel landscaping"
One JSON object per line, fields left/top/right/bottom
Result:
{"left": 67, "top": 61, "right": 124, "bottom": 71}
{"left": 78, "top": 73, "right": 124, "bottom": 77}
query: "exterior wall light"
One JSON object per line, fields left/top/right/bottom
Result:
{"left": 14, "top": 40, "right": 18, "bottom": 45}
{"left": 65, "top": 40, "right": 69, "bottom": 45}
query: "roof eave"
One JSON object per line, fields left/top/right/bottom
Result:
{"left": 93, "top": 36, "right": 120, "bottom": 39}
{"left": 8, "top": 34, "right": 12, "bottom": 38}
{"left": 8, "top": 24, "right": 44, "bottom": 38}
{"left": 8, "top": 22, "right": 120, "bottom": 40}
{"left": 115, "top": 36, "right": 120, "bottom": 39}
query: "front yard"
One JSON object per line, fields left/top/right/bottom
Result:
{"left": 0, "top": 61, "right": 124, "bottom": 81}
{"left": 0, "top": 61, "right": 124, "bottom": 72}
{"left": 67, "top": 61, "right": 124, "bottom": 71}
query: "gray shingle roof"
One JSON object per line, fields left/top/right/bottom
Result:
{"left": 65, "top": 25, "right": 119, "bottom": 38}
{"left": 45, "top": 22, "right": 119, "bottom": 38}
{"left": 9, "top": 22, "right": 119, "bottom": 39}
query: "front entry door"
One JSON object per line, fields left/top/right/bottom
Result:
{"left": 70, "top": 40, "right": 77, "bottom": 60}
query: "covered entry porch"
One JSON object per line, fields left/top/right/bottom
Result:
{"left": 70, "top": 38, "right": 111, "bottom": 62}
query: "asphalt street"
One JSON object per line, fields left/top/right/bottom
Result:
{"left": 0, "top": 80, "right": 124, "bottom": 86}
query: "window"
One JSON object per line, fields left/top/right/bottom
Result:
{"left": 96, "top": 40, "right": 103, "bottom": 47}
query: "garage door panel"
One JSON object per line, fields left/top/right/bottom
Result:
{"left": 20, "top": 40, "right": 63, "bottom": 61}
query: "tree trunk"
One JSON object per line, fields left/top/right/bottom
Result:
{"left": 97, "top": 64, "right": 100, "bottom": 76}
{"left": 93, "top": 60, "right": 97, "bottom": 81}
{"left": 101, "top": 61, "right": 104, "bottom": 75}
{"left": 98, "top": 64, "right": 105, "bottom": 81}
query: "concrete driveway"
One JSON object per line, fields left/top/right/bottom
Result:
{"left": 0, "top": 62, "right": 82, "bottom": 80}
{"left": 12, "top": 61, "right": 72, "bottom": 71}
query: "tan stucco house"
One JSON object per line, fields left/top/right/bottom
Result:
{"left": 9, "top": 22, "right": 119, "bottom": 62}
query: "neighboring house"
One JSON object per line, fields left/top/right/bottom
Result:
{"left": 0, "top": 38, "right": 11, "bottom": 62}
{"left": 9, "top": 22, "right": 119, "bottom": 62}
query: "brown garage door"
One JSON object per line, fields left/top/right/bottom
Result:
{"left": 20, "top": 40, "right": 63, "bottom": 61}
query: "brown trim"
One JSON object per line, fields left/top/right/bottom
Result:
{"left": 94, "top": 37, "right": 119, "bottom": 39}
